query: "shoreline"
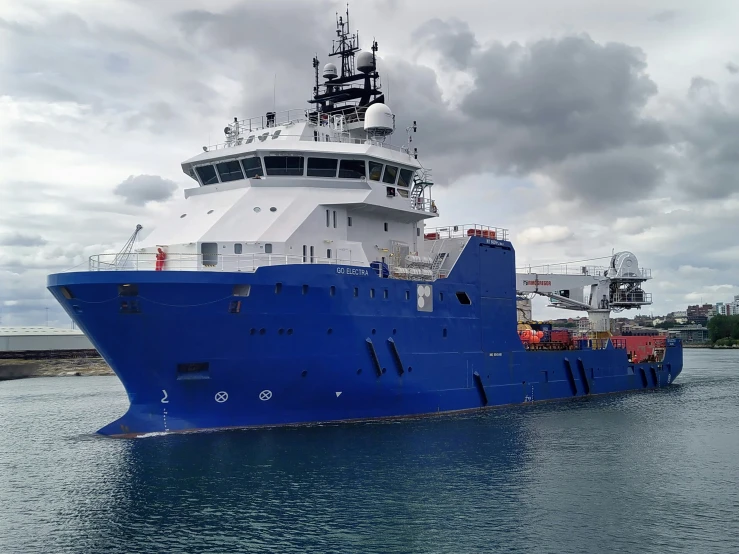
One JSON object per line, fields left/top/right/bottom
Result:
{"left": 0, "top": 358, "right": 114, "bottom": 381}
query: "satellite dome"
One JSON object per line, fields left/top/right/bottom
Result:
{"left": 323, "top": 63, "right": 337, "bottom": 80}
{"left": 364, "top": 103, "right": 394, "bottom": 138}
{"left": 356, "top": 51, "right": 374, "bottom": 73}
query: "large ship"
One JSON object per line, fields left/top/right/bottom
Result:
{"left": 47, "top": 12, "right": 682, "bottom": 437}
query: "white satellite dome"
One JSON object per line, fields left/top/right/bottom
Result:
{"left": 363, "top": 103, "right": 394, "bottom": 137}
{"left": 323, "top": 63, "right": 337, "bottom": 80}
{"left": 356, "top": 51, "right": 374, "bottom": 73}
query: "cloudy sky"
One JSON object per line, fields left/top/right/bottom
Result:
{"left": 1, "top": 0, "right": 738, "bottom": 326}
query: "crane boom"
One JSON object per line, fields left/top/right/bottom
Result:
{"left": 516, "top": 251, "right": 652, "bottom": 333}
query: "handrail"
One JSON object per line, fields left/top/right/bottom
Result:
{"left": 86, "top": 252, "right": 358, "bottom": 272}
{"left": 205, "top": 132, "right": 410, "bottom": 154}
{"left": 424, "top": 224, "right": 509, "bottom": 242}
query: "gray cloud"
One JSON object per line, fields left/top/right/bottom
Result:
{"left": 648, "top": 10, "right": 678, "bottom": 23}
{"left": 412, "top": 18, "right": 478, "bottom": 69}
{"left": 726, "top": 62, "right": 739, "bottom": 75}
{"left": 113, "top": 175, "right": 179, "bottom": 205}
{"left": 0, "top": 233, "right": 48, "bottom": 247}
{"left": 550, "top": 148, "right": 664, "bottom": 203}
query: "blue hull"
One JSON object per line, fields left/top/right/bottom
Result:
{"left": 47, "top": 238, "right": 683, "bottom": 436}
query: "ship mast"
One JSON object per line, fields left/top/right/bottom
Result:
{"left": 308, "top": 6, "right": 383, "bottom": 118}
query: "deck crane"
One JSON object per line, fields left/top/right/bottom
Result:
{"left": 112, "top": 224, "right": 143, "bottom": 268}
{"left": 516, "top": 251, "right": 652, "bottom": 334}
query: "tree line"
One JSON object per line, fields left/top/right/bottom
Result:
{"left": 707, "top": 315, "right": 739, "bottom": 345}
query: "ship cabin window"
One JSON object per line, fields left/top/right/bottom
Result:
{"left": 302, "top": 245, "right": 307, "bottom": 262}
{"left": 398, "top": 168, "right": 414, "bottom": 188}
{"left": 307, "top": 157, "right": 338, "bottom": 177}
{"left": 384, "top": 222, "right": 388, "bottom": 232}
{"left": 327, "top": 249, "right": 332, "bottom": 258}
{"left": 338, "top": 159, "right": 366, "bottom": 179}
{"left": 333, "top": 210, "right": 337, "bottom": 228}
{"left": 368, "top": 161, "right": 383, "bottom": 181}
{"left": 216, "top": 160, "right": 244, "bottom": 182}
{"left": 310, "top": 246, "right": 315, "bottom": 263}
{"left": 264, "top": 243, "right": 273, "bottom": 254}
{"left": 241, "top": 156, "right": 264, "bottom": 178}
{"left": 382, "top": 165, "right": 398, "bottom": 185}
{"left": 234, "top": 243, "right": 243, "bottom": 254}
{"left": 326, "top": 209, "right": 330, "bottom": 227}
{"left": 347, "top": 216, "right": 353, "bottom": 227}
{"left": 417, "top": 227, "right": 421, "bottom": 236}
{"left": 196, "top": 165, "right": 219, "bottom": 186}
{"left": 264, "top": 155, "right": 304, "bottom": 176}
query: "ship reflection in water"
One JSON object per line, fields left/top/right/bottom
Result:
{"left": 0, "top": 349, "right": 738, "bottom": 554}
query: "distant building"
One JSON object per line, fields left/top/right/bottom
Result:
{"left": 0, "top": 327, "right": 93, "bottom": 352}
{"left": 687, "top": 304, "right": 714, "bottom": 326}
{"left": 668, "top": 325, "right": 709, "bottom": 343}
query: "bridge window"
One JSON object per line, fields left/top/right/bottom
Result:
{"left": 307, "top": 157, "right": 338, "bottom": 177}
{"left": 264, "top": 155, "right": 304, "bottom": 176}
{"left": 382, "top": 165, "right": 398, "bottom": 184}
{"left": 241, "top": 157, "right": 264, "bottom": 178}
{"left": 196, "top": 165, "right": 219, "bottom": 185}
{"left": 216, "top": 160, "right": 244, "bottom": 182}
{"left": 368, "top": 161, "right": 383, "bottom": 181}
{"left": 398, "top": 169, "right": 414, "bottom": 188}
{"left": 338, "top": 159, "right": 366, "bottom": 179}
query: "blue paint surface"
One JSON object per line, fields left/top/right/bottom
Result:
{"left": 47, "top": 237, "right": 683, "bottom": 436}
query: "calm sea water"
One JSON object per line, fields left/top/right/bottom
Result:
{"left": 1, "top": 350, "right": 738, "bottom": 554}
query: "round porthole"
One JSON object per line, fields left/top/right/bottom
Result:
{"left": 180, "top": 214, "right": 187, "bottom": 218}
{"left": 253, "top": 207, "right": 261, "bottom": 213}
{"left": 270, "top": 207, "right": 277, "bottom": 212}
{"left": 207, "top": 209, "right": 214, "bottom": 214}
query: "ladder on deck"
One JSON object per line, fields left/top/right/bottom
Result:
{"left": 428, "top": 238, "right": 448, "bottom": 278}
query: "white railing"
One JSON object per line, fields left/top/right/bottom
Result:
{"left": 206, "top": 132, "right": 410, "bottom": 154}
{"left": 87, "top": 253, "right": 357, "bottom": 272}
{"left": 424, "top": 224, "right": 509, "bottom": 242}
{"left": 204, "top": 106, "right": 407, "bottom": 154}
{"left": 516, "top": 263, "right": 652, "bottom": 279}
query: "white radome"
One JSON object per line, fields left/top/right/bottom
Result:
{"left": 323, "top": 63, "right": 337, "bottom": 80}
{"left": 356, "top": 51, "right": 374, "bottom": 73}
{"left": 364, "top": 103, "right": 394, "bottom": 137}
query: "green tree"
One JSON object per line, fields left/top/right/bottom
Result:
{"left": 708, "top": 315, "right": 739, "bottom": 343}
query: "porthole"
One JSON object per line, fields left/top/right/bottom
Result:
{"left": 253, "top": 207, "right": 261, "bottom": 213}
{"left": 270, "top": 207, "right": 277, "bottom": 212}
{"left": 180, "top": 214, "right": 187, "bottom": 218}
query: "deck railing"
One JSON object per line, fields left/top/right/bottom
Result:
{"left": 424, "top": 224, "right": 509, "bottom": 242}
{"left": 88, "top": 253, "right": 356, "bottom": 272}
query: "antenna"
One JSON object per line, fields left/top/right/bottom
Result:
{"left": 273, "top": 73, "right": 277, "bottom": 112}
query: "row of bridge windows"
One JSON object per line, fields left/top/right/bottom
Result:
{"left": 194, "top": 156, "right": 415, "bottom": 186}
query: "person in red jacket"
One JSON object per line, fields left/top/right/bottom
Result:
{"left": 155, "top": 247, "right": 166, "bottom": 271}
